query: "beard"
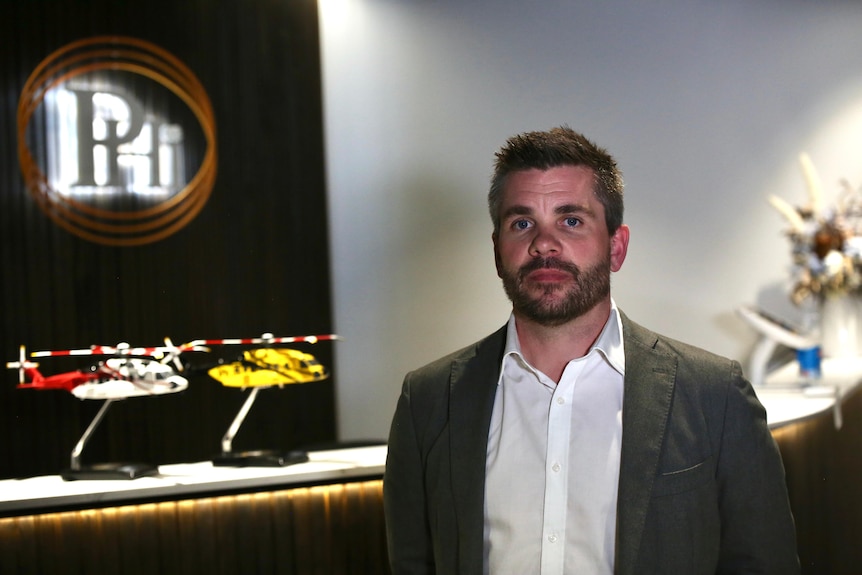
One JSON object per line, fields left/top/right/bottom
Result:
{"left": 500, "top": 253, "right": 611, "bottom": 327}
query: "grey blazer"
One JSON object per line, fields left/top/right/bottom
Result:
{"left": 383, "top": 313, "right": 799, "bottom": 574}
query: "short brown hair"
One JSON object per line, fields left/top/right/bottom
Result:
{"left": 488, "top": 126, "right": 624, "bottom": 235}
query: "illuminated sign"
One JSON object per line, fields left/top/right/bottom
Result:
{"left": 17, "top": 36, "right": 217, "bottom": 246}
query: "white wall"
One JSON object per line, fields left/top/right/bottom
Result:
{"left": 318, "top": 0, "right": 862, "bottom": 442}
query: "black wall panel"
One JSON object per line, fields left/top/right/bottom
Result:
{"left": 0, "top": 0, "right": 335, "bottom": 478}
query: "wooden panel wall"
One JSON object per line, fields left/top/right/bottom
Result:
{"left": 0, "top": 479, "right": 390, "bottom": 575}
{"left": 0, "top": 0, "right": 336, "bottom": 479}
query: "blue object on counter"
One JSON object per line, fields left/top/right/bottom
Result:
{"left": 797, "top": 346, "right": 822, "bottom": 381}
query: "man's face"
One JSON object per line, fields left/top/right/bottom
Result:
{"left": 493, "top": 166, "right": 629, "bottom": 327}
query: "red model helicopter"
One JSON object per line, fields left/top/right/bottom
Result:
{"left": 6, "top": 339, "right": 208, "bottom": 480}
{"left": 181, "top": 332, "right": 339, "bottom": 467}
{"left": 6, "top": 339, "right": 207, "bottom": 400}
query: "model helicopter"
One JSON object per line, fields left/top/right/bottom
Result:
{"left": 6, "top": 339, "right": 205, "bottom": 400}
{"left": 195, "top": 334, "right": 337, "bottom": 388}
{"left": 181, "top": 333, "right": 339, "bottom": 467}
{"left": 6, "top": 339, "right": 208, "bottom": 480}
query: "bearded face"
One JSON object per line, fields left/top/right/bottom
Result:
{"left": 499, "top": 252, "right": 611, "bottom": 327}
{"left": 491, "top": 166, "right": 627, "bottom": 327}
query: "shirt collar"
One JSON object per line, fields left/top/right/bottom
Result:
{"left": 501, "top": 299, "right": 626, "bottom": 377}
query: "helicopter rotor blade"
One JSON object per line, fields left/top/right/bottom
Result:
{"left": 29, "top": 341, "right": 201, "bottom": 360}
{"left": 6, "top": 345, "right": 39, "bottom": 384}
{"left": 159, "top": 337, "right": 182, "bottom": 371}
{"left": 30, "top": 343, "right": 155, "bottom": 358}
{"left": 31, "top": 345, "right": 119, "bottom": 358}
{"left": 183, "top": 333, "right": 340, "bottom": 347}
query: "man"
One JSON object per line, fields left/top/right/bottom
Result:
{"left": 383, "top": 127, "right": 799, "bottom": 574}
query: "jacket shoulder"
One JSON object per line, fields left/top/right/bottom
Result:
{"left": 405, "top": 325, "right": 507, "bottom": 389}
{"left": 622, "top": 312, "right": 742, "bottom": 379}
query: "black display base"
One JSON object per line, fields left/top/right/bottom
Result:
{"left": 212, "top": 449, "right": 309, "bottom": 467}
{"left": 61, "top": 462, "right": 160, "bottom": 481}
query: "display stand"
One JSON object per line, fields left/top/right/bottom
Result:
{"left": 212, "top": 387, "right": 309, "bottom": 467}
{"left": 61, "top": 399, "right": 159, "bottom": 481}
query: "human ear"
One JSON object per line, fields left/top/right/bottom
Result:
{"left": 610, "top": 224, "right": 629, "bottom": 272}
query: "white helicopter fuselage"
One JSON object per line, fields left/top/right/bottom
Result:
{"left": 71, "top": 357, "right": 189, "bottom": 400}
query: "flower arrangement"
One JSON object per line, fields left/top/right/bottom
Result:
{"left": 769, "top": 154, "right": 862, "bottom": 305}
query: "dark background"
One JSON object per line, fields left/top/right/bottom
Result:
{"left": 0, "top": 0, "right": 336, "bottom": 479}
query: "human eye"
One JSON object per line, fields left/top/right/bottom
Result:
{"left": 563, "top": 216, "right": 581, "bottom": 228}
{"left": 511, "top": 219, "right": 532, "bottom": 231}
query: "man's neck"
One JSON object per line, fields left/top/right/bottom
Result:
{"left": 514, "top": 300, "right": 612, "bottom": 384}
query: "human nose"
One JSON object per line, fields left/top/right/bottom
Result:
{"left": 529, "top": 226, "right": 561, "bottom": 256}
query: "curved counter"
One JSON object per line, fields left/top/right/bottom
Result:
{"left": 757, "top": 357, "right": 862, "bottom": 575}
{"left": 757, "top": 357, "right": 862, "bottom": 430}
{"left": 0, "top": 444, "right": 386, "bottom": 516}
{"left": 0, "top": 445, "right": 390, "bottom": 575}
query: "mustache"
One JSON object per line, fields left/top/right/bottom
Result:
{"left": 518, "top": 257, "right": 580, "bottom": 278}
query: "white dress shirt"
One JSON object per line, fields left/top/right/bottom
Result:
{"left": 484, "top": 302, "right": 625, "bottom": 575}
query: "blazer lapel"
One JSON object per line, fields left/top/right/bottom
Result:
{"left": 448, "top": 326, "right": 507, "bottom": 574}
{"left": 615, "top": 315, "right": 677, "bottom": 575}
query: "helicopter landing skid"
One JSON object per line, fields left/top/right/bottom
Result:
{"left": 212, "top": 449, "right": 308, "bottom": 467}
{"left": 62, "top": 398, "right": 159, "bottom": 481}
{"left": 212, "top": 386, "right": 309, "bottom": 467}
{"left": 62, "top": 462, "right": 159, "bottom": 481}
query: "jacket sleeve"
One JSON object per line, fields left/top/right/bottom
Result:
{"left": 715, "top": 364, "right": 800, "bottom": 574}
{"left": 384, "top": 373, "right": 436, "bottom": 574}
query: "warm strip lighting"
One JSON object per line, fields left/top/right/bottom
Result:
{"left": 0, "top": 480, "right": 387, "bottom": 574}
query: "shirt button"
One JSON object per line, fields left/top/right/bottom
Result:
{"left": 551, "top": 463, "right": 561, "bottom": 472}
{"left": 556, "top": 397, "right": 565, "bottom": 405}
{"left": 548, "top": 534, "right": 558, "bottom": 543}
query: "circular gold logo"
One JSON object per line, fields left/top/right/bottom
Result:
{"left": 17, "top": 36, "right": 217, "bottom": 246}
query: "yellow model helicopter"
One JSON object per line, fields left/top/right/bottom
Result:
{"left": 206, "top": 345, "right": 329, "bottom": 388}
{"left": 181, "top": 332, "right": 340, "bottom": 467}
